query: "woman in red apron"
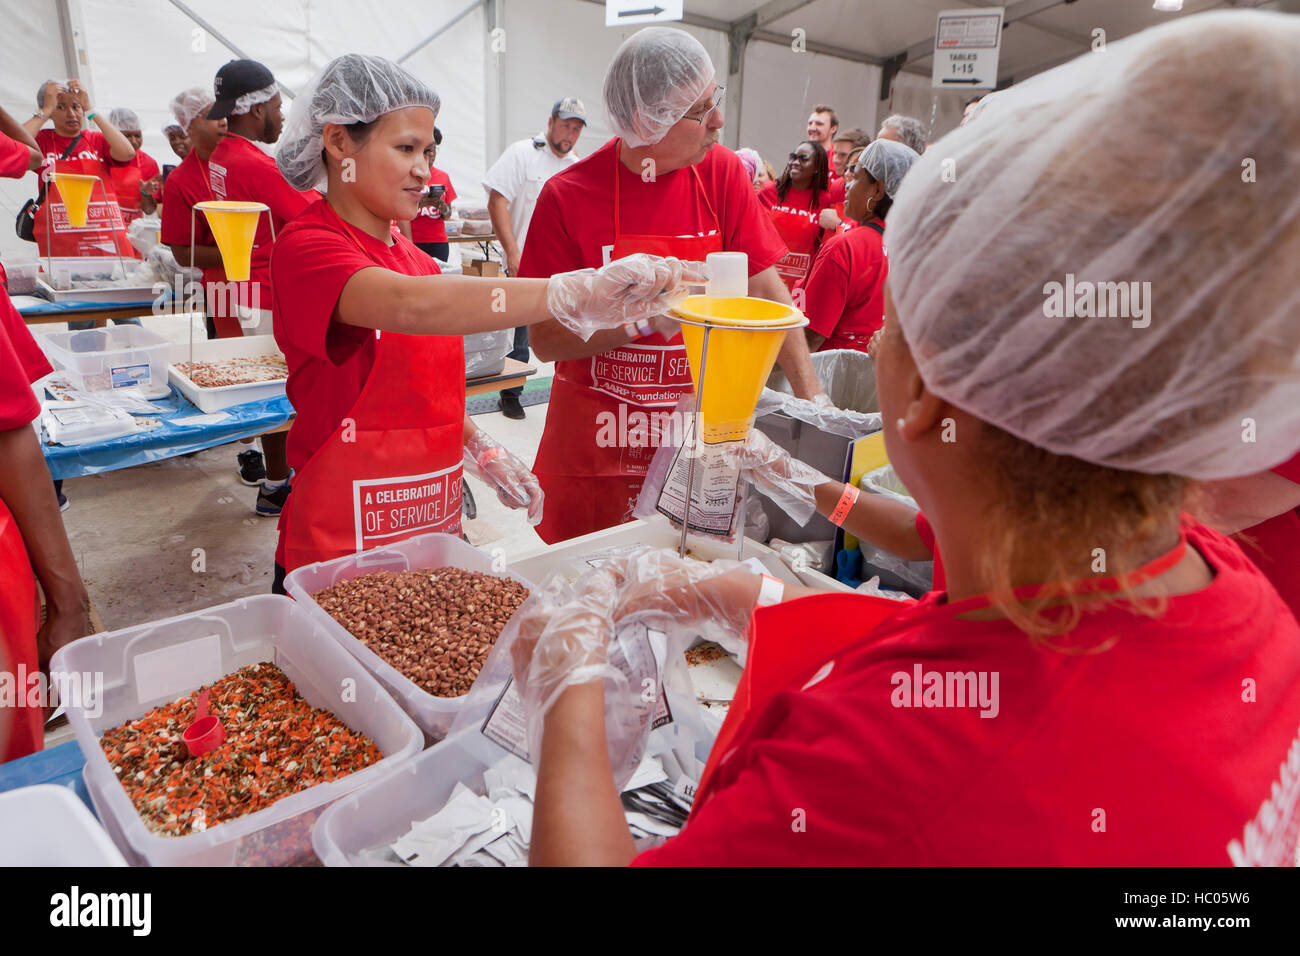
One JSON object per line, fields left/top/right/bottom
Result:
{"left": 24, "top": 80, "right": 136, "bottom": 261}
{"left": 513, "top": 14, "right": 1300, "bottom": 865}
{"left": 106, "top": 108, "right": 162, "bottom": 227}
{"left": 268, "top": 54, "right": 689, "bottom": 585}
{"left": 757, "top": 141, "right": 832, "bottom": 291}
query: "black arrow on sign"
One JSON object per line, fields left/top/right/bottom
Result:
{"left": 619, "top": 5, "right": 666, "bottom": 16}
{"left": 941, "top": 78, "right": 984, "bottom": 84}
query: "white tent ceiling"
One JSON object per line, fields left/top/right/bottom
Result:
{"left": 1, "top": 0, "right": 1290, "bottom": 262}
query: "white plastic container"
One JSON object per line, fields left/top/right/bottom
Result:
{"left": 0, "top": 785, "right": 128, "bottom": 866}
{"left": 38, "top": 324, "right": 172, "bottom": 398}
{"left": 167, "top": 334, "right": 288, "bottom": 412}
{"left": 51, "top": 594, "right": 423, "bottom": 867}
{"left": 1, "top": 254, "right": 40, "bottom": 295}
{"left": 285, "top": 534, "right": 533, "bottom": 743}
{"left": 464, "top": 328, "right": 511, "bottom": 378}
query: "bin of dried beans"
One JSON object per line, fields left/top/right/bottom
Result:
{"left": 311, "top": 568, "right": 529, "bottom": 699}
{"left": 100, "top": 663, "right": 382, "bottom": 840}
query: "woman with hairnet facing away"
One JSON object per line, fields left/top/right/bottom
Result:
{"left": 519, "top": 27, "right": 826, "bottom": 547}
{"left": 802, "top": 138, "right": 918, "bottom": 353}
{"left": 267, "top": 54, "right": 695, "bottom": 590}
{"left": 508, "top": 11, "right": 1300, "bottom": 866}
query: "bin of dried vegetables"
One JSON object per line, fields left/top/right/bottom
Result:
{"left": 284, "top": 533, "right": 533, "bottom": 742}
{"left": 52, "top": 595, "right": 422, "bottom": 867}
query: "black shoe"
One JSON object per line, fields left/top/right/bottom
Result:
{"left": 58, "top": 492, "right": 70, "bottom": 512}
{"left": 238, "top": 449, "right": 266, "bottom": 486}
{"left": 255, "top": 479, "right": 291, "bottom": 517}
{"left": 498, "top": 392, "right": 525, "bottom": 420}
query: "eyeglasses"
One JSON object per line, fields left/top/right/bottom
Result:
{"left": 682, "top": 86, "right": 726, "bottom": 125}
{"left": 788, "top": 152, "right": 814, "bottom": 163}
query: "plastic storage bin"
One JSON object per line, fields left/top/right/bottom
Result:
{"left": 167, "top": 334, "right": 288, "bottom": 412}
{"left": 0, "top": 255, "right": 39, "bottom": 295}
{"left": 51, "top": 594, "right": 423, "bottom": 867}
{"left": 464, "top": 328, "right": 511, "bottom": 379}
{"left": 0, "top": 785, "right": 128, "bottom": 866}
{"left": 38, "top": 324, "right": 172, "bottom": 397}
{"left": 284, "top": 533, "right": 533, "bottom": 743}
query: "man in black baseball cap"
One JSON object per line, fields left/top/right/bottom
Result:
{"left": 207, "top": 59, "right": 278, "bottom": 122}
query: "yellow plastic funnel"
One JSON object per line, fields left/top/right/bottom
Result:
{"left": 53, "top": 173, "right": 98, "bottom": 228}
{"left": 672, "top": 295, "right": 808, "bottom": 444}
{"left": 196, "top": 200, "right": 268, "bottom": 282}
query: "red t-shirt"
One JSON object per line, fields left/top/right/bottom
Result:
{"left": 271, "top": 198, "right": 441, "bottom": 488}
{"left": 0, "top": 131, "right": 32, "bottom": 178}
{"left": 635, "top": 520, "right": 1300, "bottom": 865}
{"left": 159, "top": 150, "right": 226, "bottom": 304}
{"left": 914, "top": 510, "right": 945, "bottom": 592}
{"left": 34, "top": 128, "right": 115, "bottom": 183}
{"left": 1236, "top": 452, "right": 1300, "bottom": 620}
{"left": 756, "top": 181, "right": 833, "bottom": 217}
{"left": 803, "top": 221, "right": 887, "bottom": 350}
{"left": 409, "top": 167, "right": 457, "bottom": 244}
{"left": 0, "top": 286, "right": 53, "bottom": 430}
{"left": 827, "top": 176, "right": 845, "bottom": 203}
{"left": 519, "top": 139, "right": 786, "bottom": 276}
{"left": 208, "top": 133, "right": 318, "bottom": 314}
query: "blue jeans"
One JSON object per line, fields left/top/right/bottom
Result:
{"left": 501, "top": 325, "right": 529, "bottom": 398}
{"left": 68, "top": 318, "right": 142, "bottom": 330}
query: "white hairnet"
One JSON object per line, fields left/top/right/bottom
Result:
{"left": 108, "top": 108, "right": 140, "bottom": 132}
{"left": 276, "top": 53, "right": 440, "bottom": 192}
{"left": 879, "top": 114, "right": 927, "bottom": 154}
{"left": 229, "top": 82, "right": 278, "bottom": 117}
{"left": 170, "top": 86, "right": 214, "bottom": 132}
{"left": 887, "top": 11, "right": 1300, "bottom": 481}
{"left": 860, "top": 139, "right": 919, "bottom": 198}
{"left": 603, "top": 27, "right": 715, "bottom": 148}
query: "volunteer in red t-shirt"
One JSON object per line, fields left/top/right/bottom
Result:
{"left": 266, "top": 54, "right": 695, "bottom": 590}
{"left": 399, "top": 126, "right": 457, "bottom": 262}
{"left": 0, "top": 104, "right": 41, "bottom": 178}
{"left": 106, "top": 108, "right": 162, "bottom": 224}
{"left": 21, "top": 78, "right": 136, "bottom": 261}
{"left": 511, "top": 15, "right": 1300, "bottom": 865}
{"left": 804, "top": 139, "right": 919, "bottom": 352}
{"left": 818, "top": 127, "right": 870, "bottom": 238}
{"left": 757, "top": 140, "right": 834, "bottom": 292}
{"left": 206, "top": 59, "right": 321, "bottom": 516}
{"left": 520, "top": 27, "right": 825, "bottom": 545}
{"left": 1192, "top": 452, "right": 1300, "bottom": 620}
{"left": 0, "top": 131, "right": 91, "bottom": 764}
{"left": 161, "top": 87, "right": 234, "bottom": 337}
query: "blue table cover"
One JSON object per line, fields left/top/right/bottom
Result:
{"left": 0, "top": 740, "right": 92, "bottom": 812}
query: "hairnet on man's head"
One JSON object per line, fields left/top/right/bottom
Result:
{"left": 108, "top": 108, "right": 141, "bottom": 132}
{"left": 887, "top": 11, "right": 1300, "bottom": 481}
{"left": 170, "top": 87, "right": 215, "bottom": 132}
{"left": 276, "top": 53, "right": 441, "bottom": 192}
{"left": 603, "top": 27, "right": 715, "bottom": 147}
{"left": 860, "top": 139, "right": 919, "bottom": 197}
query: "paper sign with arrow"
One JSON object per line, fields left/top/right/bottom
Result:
{"left": 605, "top": 0, "right": 684, "bottom": 27}
{"left": 932, "top": 7, "right": 1004, "bottom": 90}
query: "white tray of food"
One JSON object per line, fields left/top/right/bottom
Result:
{"left": 36, "top": 257, "right": 159, "bottom": 305}
{"left": 168, "top": 334, "right": 288, "bottom": 412}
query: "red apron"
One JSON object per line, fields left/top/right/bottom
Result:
{"left": 279, "top": 231, "right": 464, "bottom": 573}
{"left": 1237, "top": 510, "right": 1300, "bottom": 621}
{"left": 108, "top": 160, "right": 144, "bottom": 229}
{"left": 767, "top": 190, "right": 825, "bottom": 291}
{"left": 34, "top": 156, "right": 136, "bottom": 260}
{"left": 532, "top": 146, "right": 724, "bottom": 544}
{"left": 0, "top": 500, "right": 42, "bottom": 763}
{"left": 693, "top": 534, "right": 1190, "bottom": 806}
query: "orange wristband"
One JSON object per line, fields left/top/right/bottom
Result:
{"left": 828, "top": 484, "right": 859, "bottom": 527}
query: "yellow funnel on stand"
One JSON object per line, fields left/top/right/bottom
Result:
{"left": 53, "top": 173, "right": 98, "bottom": 227}
{"left": 673, "top": 295, "right": 808, "bottom": 444}
{"left": 196, "top": 200, "right": 268, "bottom": 282}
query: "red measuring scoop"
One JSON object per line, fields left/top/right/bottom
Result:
{"left": 183, "top": 687, "right": 225, "bottom": 758}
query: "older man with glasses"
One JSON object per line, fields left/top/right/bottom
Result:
{"left": 518, "top": 26, "right": 825, "bottom": 545}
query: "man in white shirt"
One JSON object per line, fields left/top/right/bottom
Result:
{"left": 484, "top": 97, "right": 585, "bottom": 419}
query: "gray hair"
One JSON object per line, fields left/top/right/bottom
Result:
{"left": 880, "top": 114, "right": 927, "bottom": 154}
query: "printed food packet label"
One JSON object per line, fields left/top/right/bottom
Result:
{"left": 654, "top": 414, "right": 743, "bottom": 538}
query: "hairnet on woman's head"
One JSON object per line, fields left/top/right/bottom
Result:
{"left": 860, "top": 139, "right": 919, "bottom": 197}
{"left": 276, "top": 53, "right": 441, "bottom": 192}
{"left": 108, "top": 108, "right": 141, "bottom": 132}
{"left": 886, "top": 11, "right": 1300, "bottom": 481}
{"left": 170, "top": 87, "right": 215, "bottom": 132}
{"left": 604, "top": 27, "right": 715, "bottom": 147}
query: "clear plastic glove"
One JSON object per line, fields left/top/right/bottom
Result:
{"left": 720, "top": 429, "right": 830, "bottom": 526}
{"left": 867, "top": 327, "right": 884, "bottom": 359}
{"left": 546, "top": 254, "right": 708, "bottom": 340}
{"left": 463, "top": 430, "right": 544, "bottom": 525}
{"left": 811, "top": 393, "right": 835, "bottom": 410}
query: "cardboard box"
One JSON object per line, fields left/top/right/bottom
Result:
{"left": 462, "top": 260, "right": 500, "bottom": 278}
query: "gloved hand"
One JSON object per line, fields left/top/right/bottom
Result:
{"left": 867, "top": 326, "right": 884, "bottom": 359}
{"left": 811, "top": 393, "right": 835, "bottom": 410}
{"left": 720, "top": 428, "right": 831, "bottom": 526}
{"left": 463, "top": 430, "right": 544, "bottom": 525}
{"left": 546, "top": 254, "right": 709, "bottom": 340}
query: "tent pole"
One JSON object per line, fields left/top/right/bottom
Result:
{"left": 165, "top": 0, "right": 297, "bottom": 97}
{"left": 396, "top": 0, "right": 483, "bottom": 64}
